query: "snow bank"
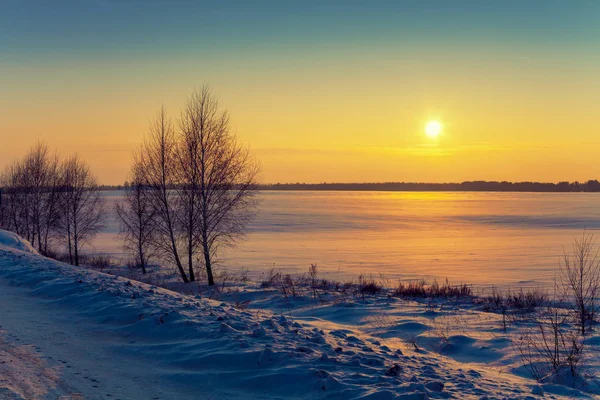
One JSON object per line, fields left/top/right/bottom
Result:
{"left": 0, "top": 230, "right": 37, "bottom": 254}
{"left": 0, "top": 231, "right": 590, "bottom": 399}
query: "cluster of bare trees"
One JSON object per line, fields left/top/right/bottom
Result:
{"left": 0, "top": 87, "right": 258, "bottom": 287}
{"left": 115, "top": 86, "right": 259, "bottom": 285}
{"left": 0, "top": 143, "right": 105, "bottom": 265}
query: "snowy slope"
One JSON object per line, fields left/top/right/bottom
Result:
{"left": 0, "top": 230, "right": 588, "bottom": 399}
{"left": 0, "top": 230, "right": 37, "bottom": 254}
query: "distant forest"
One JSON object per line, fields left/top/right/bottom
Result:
{"left": 100, "top": 180, "right": 600, "bottom": 193}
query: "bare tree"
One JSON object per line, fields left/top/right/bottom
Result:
{"left": 21, "top": 142, "right": 62, "bottom": 254}
{"left": 560, "top": 232, "right": 600, "bottom": 336}
{"left": 57, "top": 155, "right": 105, "bottom": 266}
{"left": 115, "top": 157, "right": 156, "bottom": 274}
{"left": 177, "top": 86, "right": 260, "bottom": 285}
{"left": 10, "top": 161, "right": 33, "bottom": 242}
{"left": 0, "top": 161, "right": 27, "bottom": 237}
{"left": 174, "top": 97, "right": 204, "bottom": 283}
{"left": 137, "top": 108, "right": 189, "bottom": 282}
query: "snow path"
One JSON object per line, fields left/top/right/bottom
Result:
{"left": 0, "top": 230, "right": 584, "bottom": 399}
{"left": 0, "top": 280, "right": 205, "bottom": 400}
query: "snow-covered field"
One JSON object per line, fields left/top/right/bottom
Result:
{"left": 0, "top": 230, "right": 599, "bottom": 399}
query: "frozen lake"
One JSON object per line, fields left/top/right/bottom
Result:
{"left": 94, "top": 191, "right": 600, "bottom": 289}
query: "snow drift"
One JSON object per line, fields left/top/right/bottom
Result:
{"left": 0, "top": 230, "right": 591, "bottom": 399}
{"left": 0, "top": 230, "right": 38, "bottom": 254}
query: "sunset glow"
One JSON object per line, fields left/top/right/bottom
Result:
{"left": 1, "top": 2, "right": 599, "bottom": 184}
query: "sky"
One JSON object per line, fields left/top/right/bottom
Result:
{"left": 1, "top": 1, "right": 599, "bottom": 184}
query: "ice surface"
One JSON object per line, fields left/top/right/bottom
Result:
{"left": 93, "top": 191, "right": 600, "bottom": 290}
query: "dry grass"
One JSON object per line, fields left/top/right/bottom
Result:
{"left": 392, "top": 279, "right": 472, "bottom": 299}
{"left": 358, "top": 275, "right": 383, "bottom": 296}
{"left": 481, "top": 287, "right": 548, "bottom": 312}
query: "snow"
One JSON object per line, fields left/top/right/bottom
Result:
{"left": 0, "top": 230, "right": 37, "bottom": 254}
{"left": 0, "top": 230, "right": 598, "bottom": 399}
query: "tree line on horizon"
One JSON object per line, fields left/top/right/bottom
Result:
{"left": 0, "top": 86, "right": 259, "bottom": 286}
{"left": 96, "top": 180, "right": 600, "bottom": 193}
{"left": 257, "top": 180, "right": 600, "bottom": 192}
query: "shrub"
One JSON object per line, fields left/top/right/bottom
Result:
{"left": 260, "top": 267, "right": 282, "bottom": 288}
{"left": 516, "top": 297, "right": 584, "bottom": 383}
{"left": 81, "top": 255, "right": 113, "bottom": 270}
{"left": 560, "top": 232, "right": 600, "bottom": 336}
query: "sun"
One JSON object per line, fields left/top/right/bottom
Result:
{"left": 425, "top": 120, "right": 442, "bottom": 138}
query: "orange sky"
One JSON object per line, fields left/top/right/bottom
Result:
{"left": 1, "top": 2, "right": 599, "bottom": 184}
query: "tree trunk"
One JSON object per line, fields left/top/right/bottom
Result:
{"left": 169, "top": 233, "right": 188, "bottom": 283}
{"left": 42, "top": 228, "right": 50, "bottom": 255}
{"left": 66, "top": 221, "right": 73, "bottom": 265}
{"left": 137, "top": 237, "right": 146, "bottom": 274}
{"left": 36, "top": 225, "right": 42, "bottom": 253}
{"left": 74, "top": 234, "right": 79, "bottom": 266}
{"left": 161, "top": 181, "right": 188, "bottom": 283}
{"left": 203, "top": 239, "right": 214, "bottom": 286}
{"left": 188, "top": 239, "right": 195, "bottom": 282}
{"left": 73, "top": 204, "right": 79, "bottom": 266}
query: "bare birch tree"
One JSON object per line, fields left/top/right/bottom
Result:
{"left": 57, "top": 155, "right": 105, "bottom": 266}
{"left": 115, "top": 156, "right": 156, "bottom": 274}
{"left": 178, "top": 86, "right": 260, "bottom": 285}
{"left": 137, "top": 108, "right": 189, "bottom": 282}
